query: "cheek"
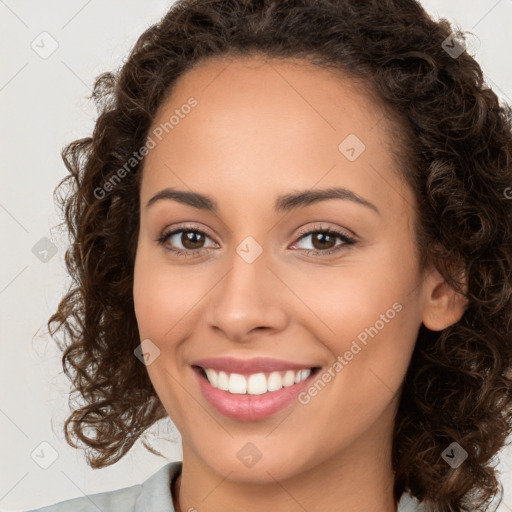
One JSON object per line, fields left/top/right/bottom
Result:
{"left": 288, "top": 242, "right": 421, "bottom": 386}
{"left": 132, "top": 247, "right": 197, "bottom": 423}
{"left": 133, "top": 247, "right": 207, "bottom": 341}
{"left": 292, "top": 264, "right": 420, "bottom": 449}
{"left": 287, "top": 252, "right": 413, "bottom": 342}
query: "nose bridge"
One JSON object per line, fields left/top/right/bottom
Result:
{"left": 205, "top": 240, "right": 288, "bottom": 341}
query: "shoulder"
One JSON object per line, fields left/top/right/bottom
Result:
{"left": 20, "top": 461, "right": 182, "bottom": 512}
{"left": 397, "top": 491, "right": 428, "bottom": 512}
{"left": 21, "top": 484, "right": 142, "bottom": 512}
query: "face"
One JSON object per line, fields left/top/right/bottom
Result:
{"left": 133, "top": 55, "right": 437, "bottom": 483}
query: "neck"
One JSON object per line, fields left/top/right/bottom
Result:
{"left": 173, "top": 408, "right": 399, "bottom": 512}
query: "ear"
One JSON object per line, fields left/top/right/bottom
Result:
{"left": 421, "top": 266, "right": 468, "bottom": 331}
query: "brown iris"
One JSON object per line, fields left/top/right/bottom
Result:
{"left": 309, "top": 231, "right": 337, "bottom": 250}
{"left": 181, "top": 231, "right": 205, "bottom": 249}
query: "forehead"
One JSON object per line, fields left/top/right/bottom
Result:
{"left": 151, "top": 54, "right": 390, "bottom": 148}
{"left": 141, "top": 55, "right": 413, "bottom": 221}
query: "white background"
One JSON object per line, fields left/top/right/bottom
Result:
{"left": 1, "top": 1, "right": 511, "bottom": 510}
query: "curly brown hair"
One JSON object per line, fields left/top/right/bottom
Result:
{"left": 47, "top": 0, "right": 512, "bottom": 510}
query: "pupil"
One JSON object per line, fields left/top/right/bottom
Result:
{"left": 313, "top": 232, "right": 334, "bottom": 250}
{"left": 183, "top": 231, "right": 204, "bottom": 249}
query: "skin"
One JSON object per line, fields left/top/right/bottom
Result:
{"left": 133, "top": 55, "right": 467, "bottom": 512}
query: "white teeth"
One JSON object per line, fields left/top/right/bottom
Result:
{"left": 204, "top": 368, "right": 218, "bottom": 388}
{"left": 217, "top": 371, "right": 229, "bottom": 391}
{"left": 267, "top": 371, "right": 283, "bottom": 392}
{"left": 201, "top": 367, "right": 314, "bottom": 394}
{"left": 294, "top": 369, "right": 311, "bottom": 383}
{"left": 283, "top": 370, "right": 296, "bottom": 387}
{"left": 229, "top": 373, "right": 247, "bottom": 394}
{"left": 247, "top": 373, "right": 267, "bottom": 395}
{"left": 300, "top": 368, "right": 311, "bottom": 381}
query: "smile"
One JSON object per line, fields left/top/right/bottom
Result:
{"left": 190, "top": 357, "right": 322, "bottom": 421}
{"left": 198, "top": 367, "right": 314, "bottom": 395}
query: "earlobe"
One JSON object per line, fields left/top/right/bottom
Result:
{"left": 421, "top": 267, "right": 468, "bottom": 331}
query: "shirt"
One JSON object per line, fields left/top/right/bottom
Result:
{"left": 22, "top": 461, "right": 425, "bottom": 511}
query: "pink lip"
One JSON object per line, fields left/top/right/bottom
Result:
{"left": 190, "top": 356, "right": 317, "bottom": 375}
{"left": 192, "top": 363, "right": 319, "bottom": 422}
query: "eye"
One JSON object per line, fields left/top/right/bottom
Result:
{"left": 155, "top": 223, "right": 356, "bottom": 258}
{"left": 155, "top": 225, "right": 218, "bottom": 256}
{"left": 290, "top": 224, "right": 356, "bottom": 256}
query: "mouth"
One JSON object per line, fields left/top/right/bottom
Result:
{"left": 192, "top": 365, "right": 322, "bottom": 395}
{"left": 189, "top": 356, "right": 323, "bottom": 421}
{"left": 191, "top": 362, "right": 322, "bottom": 422}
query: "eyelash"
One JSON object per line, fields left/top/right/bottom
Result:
{"left": 154, "top": 223, "right": 356, "bottom": 258}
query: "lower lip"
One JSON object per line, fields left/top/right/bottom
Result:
{"left": 193, "top": 367, "right": 317, "bottom": 422}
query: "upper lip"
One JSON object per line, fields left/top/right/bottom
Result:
{"left": 191, "top": 357, "right": 319, "bottom": 374}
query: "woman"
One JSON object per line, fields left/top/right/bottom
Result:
{"left": 25, "top": 0, "right": 512, "bottom": 510}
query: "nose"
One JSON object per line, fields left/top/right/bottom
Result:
{"left": 204, "top": 249, "right": 289, "bottom": 343}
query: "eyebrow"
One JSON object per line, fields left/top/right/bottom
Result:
{"left": 145, "top": 186, "right": 380, "bottom": 215}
